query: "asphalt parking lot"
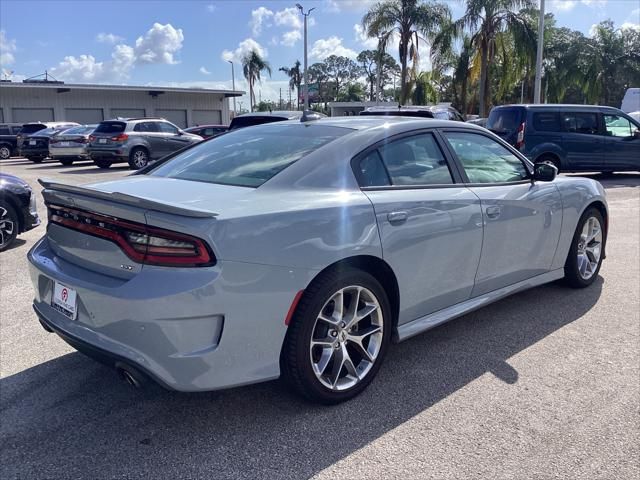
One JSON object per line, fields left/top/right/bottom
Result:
{"left": 1, "top": 157, "right": 638, "bottom": 480}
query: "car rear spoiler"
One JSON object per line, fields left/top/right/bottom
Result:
{"left": 38, "top": 179, "right": 218, "bottom": 218}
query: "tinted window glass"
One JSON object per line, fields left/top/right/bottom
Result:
{"left": 133, "top": 122, "right": 158, "bottom": 133}
{"left": 61, "top": 126, "right": 94, "bottom": 135}
{"left": 562, "top": 112, "right": 598, "bottom": 134}
{"left": 149, "top": 124, "right": 350, "bottom": 187}
{"left": 445, "top": 132, "right": 528, "bottom": 184}
{"left": 533, "top": 112, "right": 560, "bottom": 131}
{"left": 20, "top": 124, "right": 47, "bottom": 135}
{"left": 378, "top": 133, "right": 453, "bottom": 186}
{"left": 486, "top": 108, "right": 523, "bottom": 134}
{"left": 11, "top": 126, "right": 22, "bottom": 134}
{"left": 229, "top": 116, "right": 288, "bottom": 130}
{"left": 0, "top": 127, "right": 9, "bottom": 135}
{"left": 604, "top": 114, "right": 633, "bottom": 137}
{"left": 157, "top": 122, "right": 178, "bottom": 134}
{"left": 359, "top": 110, "right": 434, "bottom": 118}
{"left": 95, "top": 122, "right": 126, "bottom": 133}
{"left": 357, "top": 150, "right": 390, "bottom": 187}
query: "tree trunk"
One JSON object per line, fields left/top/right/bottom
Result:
{"left": 479, "top": 41, "right": 488, "bottom": 117}
{"left": 461, "top": 75, "right": 468, "bottom": 115}
{"left": 249, "top": 80, "right": 254, "bottom": 112}
{"left": 399, "top": 34, "right": 409, "bottom": 104}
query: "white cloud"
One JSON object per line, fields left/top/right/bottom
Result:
{"left": 324, "top": 0, "right": 377, "bottom": 13}
{"left": 134, "top": 23, "right": 184, "bottom": 64}
{"left": 221, "top": 38, "right": 268, "bottom": 63}
{"left": 206, "top": 4, "right": 216, "bottom": 13}
{"left": 0, "top": 30, "right": 17, "bottom": 66}
{"left": 621, "top": 22, "right": 640, "bottom": 32}
{"left": 281, "top": 30, "right": 302, "bottom": 47}
{"left": 274, "top": 7, "right": 303, "bottom": 30}
{"left": 96, "top": 32, "right": 124, "bottom": 44}
{"left": 250, "top": 7, "right": 274, "bottom": 36}
{"left": 199, "top": 66, "right": 212, "bottom": 75}
{"left": 548, "top": 1, "right": 577, "bottom": 12}
{"left": 310, "top": 36, "right": 357, "bottom": 60}
{"left": 353, "top": 24, "right": 377, "bottom": 49}
{"left": 49, "top": 23, "right": 182, "bottom": 83}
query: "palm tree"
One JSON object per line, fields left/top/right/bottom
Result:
{"left": 362, "top": 0, "right": 451, "bottom": 104}
{"left": 279, "top": 60, "right": 302, "bottom": 110}
{"left": 454, "top": 0, "right": 535, "bottom": 116}
{"left": 242, "top": 49, "right": 272, "bottom": 112}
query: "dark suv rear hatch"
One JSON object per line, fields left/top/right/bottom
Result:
{"left": 486, "top": 106, "right": 526, "bottom": 146}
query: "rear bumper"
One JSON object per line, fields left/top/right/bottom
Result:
{"left": 27, "top": 236, "right": 316, "bottom": 392}
{"left": 88, "top": 147, "right": 129, "bottom": 163}
{"left": 21, "top": 148, "right": 49, "bottom": 157}
{"left": 50, "top": 146, "right": 90, "bottom": 158}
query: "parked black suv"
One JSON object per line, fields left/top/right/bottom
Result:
{"left": 16, "top": 122, "right": 79, "bottom": 154}
{"left": 21, "top": 123, "right": 79, "bottom": 163}
{"left": 0, "top": 123, "right": 22, "bottom": 159}
{"left": 0, "top": 173, "right": 40, "bottom": 251}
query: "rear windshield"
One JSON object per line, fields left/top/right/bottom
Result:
{"left": 95, "top": 121, "right": 126, "bottom": 133}
{"left": 229, "top": 116, "right": 288, "bottom": 130}
{"left": 61, "top": 125, "right": 95, "bottom": 135}
{"left": 20, "top": 124, "right": 46, "bottom": 135}
{"left": 149, "top": 123, "right": 350, "bottom": 187}
{"left": 359, "top": 110, "right": 435, "bottom": 118}
{"left": 33, "top": 127, "right": 61, "bottom": 136}
{"left": 486, "top": 108, "right": 523, "bottom": 134}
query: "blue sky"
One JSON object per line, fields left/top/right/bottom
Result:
{"left": 1, "top": 0, "right": 638, "bottom": 106}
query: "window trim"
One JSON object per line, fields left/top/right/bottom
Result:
{"left": 439, "top": 128, "right": 534, "bottom": 186}
{"left": 350, "top": 128, "right": 465, "bottom": 190}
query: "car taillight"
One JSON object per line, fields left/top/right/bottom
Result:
{"left": 111, "top": 133, "right": 128, "bottom": 142}
{"left": 89, "top": 135, "right": 96, "bottom": 142}
{"left": 74, "top": 137, "right": 88, "bottom": 144}
{"left": 48, "top": 204, "right": 214, "bottom": 267}
{"left": 49, "top": 138, "right": 59, "bottom": 144}
{"left": 516, "top": 122, "right": 526, "bottom": 150}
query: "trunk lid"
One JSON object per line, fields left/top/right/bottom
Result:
{"left": 40, "top": 177, "right": 251, "bottom": 277}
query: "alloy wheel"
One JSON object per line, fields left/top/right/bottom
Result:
{"left": 132, "top": 150, "right": 148, "bottom": 168}
{"left": 309, "top": 286, "right": 384, "bottom": 391}
{"left": 577, "top": 216, "right": 602, "bottom": 280}
{"left": 0, "top": 146, "right": 10, "bottom": 160}
{"left": 0, "top": 206, "right": 15, "bottom": 248}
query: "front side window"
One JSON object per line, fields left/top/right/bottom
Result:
{"left": 445, "top": 132, "right": 528, "bottom": 184}
{"left": 157, "top": 122, "right": 179, "bottom": 134}
{"left": 562, "top": 112, "right": 598, "bottom": 135}
{"left": 604, "top": 114, "right": 634, "bottom": 137}
{"left": 376, "top": 133, "right": 454, "bottom": 186}
{"left": 149, "top": 123, "right": 350, "bottom": 187}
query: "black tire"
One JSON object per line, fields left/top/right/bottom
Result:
{"left": 564, "top": 207, "right": 605, "bottom": 288}
{"left": 94, "top": 159, "right": 112, "bottom": 169}
{"left": 0, "top": 144, "right": 11, "bottom": 160}
{"left": 28, "top": 157, "right": 43, "bottom": 163}
{"left": 129, "top": 147, "right": 149, "bottom": 170}
{"left": 0, "top": 200, "right": 19, "bottom": 252}
{"left": 59, "top": 158, "right": 74, "bottom": 166}
{"left": 535, "top": 154, "right": 561, "bottom": 174}
{"left": 281, "top": 267, "right": 392, "bottom": 404}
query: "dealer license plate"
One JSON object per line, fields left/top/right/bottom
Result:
{"left": 59, "top": 141, "right": 70, "bottom": 147}
{"left": 29, "top": 140, "right": 36, "bottom": 145}
{"left": 52, "top": 281, "right": 77, "bottom": 320}
{"left": 99, "top": 138, "right": 107, "bottom": 144}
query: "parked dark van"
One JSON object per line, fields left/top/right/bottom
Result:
{"left": 487, "top": 104, "right": 640, "bottom": 173}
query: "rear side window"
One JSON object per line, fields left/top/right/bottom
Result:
{"left": 486, "top": 108, "right": 523, "bottom": 133}
{"left": 0, "top": 126, "right": 9, "bottom": 135}
{"left": 561, "top": 112, "right": 598, "bottom": 134}
{"left": 133, "top": 122, "right": 158, "bottom": 133}
{"left": 357, "top": 151, "right": 391, "bottom": 187}
{"left": 95, "top": 122, "right": 126, "bottom": 134}
{"left": 532, "top": 112, "right": 560, "bottom": 131}
{"left": 149, "top": 124, "right": 350, "bottom": 187}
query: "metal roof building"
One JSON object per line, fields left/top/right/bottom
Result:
{"left": 0, "top": 81, "right": 244, "bottom": 127}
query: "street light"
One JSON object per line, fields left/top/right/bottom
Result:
{"left": 227, "top": 60, "right": 237, "bottom": 115}
{"left": 534, "top": 0, "right": 545, "bottom": 104}
{"left": 296, "top": 3, "right": 315, "bottom": 110}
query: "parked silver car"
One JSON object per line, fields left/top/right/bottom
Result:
{"left": 88, "top": 118, "right": 202, "bottom": 170}
{"left": 29, "top": 117, "right": 607, "bottom": 403}
{"left": 49, "top": 125, "right": 97, "bottom": 166}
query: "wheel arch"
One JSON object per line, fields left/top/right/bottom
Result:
{"left": 299, "top": 255, "right": 400, "bottom": 331}
{"left": 0, "top": 193, "right": 24, "bottom": 233}
{"left": 534, "top": 151, "right": 562, "bottom": 168}
{"left": 584, "top": 200, "right": 608, "bottom": 257}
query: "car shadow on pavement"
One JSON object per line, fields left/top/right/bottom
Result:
{"left": 0, "top": 278, "right": 603, "bottom": 479}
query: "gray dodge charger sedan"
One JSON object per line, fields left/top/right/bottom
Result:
{"left": 28, "top": 117, "right": 608, "bottom": 403}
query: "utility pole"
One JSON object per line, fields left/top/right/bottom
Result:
{"left": 279, "top": 88, "right": 283, "bottom": 109}
{"left": 296, "top": 4, "right": 315, "bottom": 110}
{"left": 534, "top": 0, "right": 545, "bottom": 104}
{"left": 227, "top": 60, "right": 237, "bottom": 115}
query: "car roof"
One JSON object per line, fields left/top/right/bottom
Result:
{"left": 492, "top": 104, "right": 625, "bottom": 111}
{"left": 277, "top": 115, "right": 474, "bottom": 131}
{"left": 185, "top": 124, "right": 227, "bottom": 129}
{"left": 234, "top": 111, "right": 305, "bottom": 119}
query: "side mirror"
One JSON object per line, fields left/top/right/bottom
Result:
{"left": 533, "top": 163, "right": 557, "bottom": 182}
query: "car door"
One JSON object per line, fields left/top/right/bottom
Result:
{"left": 355, "top": 131, "right": 484, "bottom": 324}
{"left": 559, "top": 111, "right": 604, "bottom": 170}
{"left": 441, "top": 130, "right": 563, "bottom": 296}
{"left": 602, "top": 113, "right": 640, "bottom": 171}
{"left": 133, "top": 121, "right": 165, "bottom": 159}
{"left": 157, "top": 122, "right": 192, "bottom": 154}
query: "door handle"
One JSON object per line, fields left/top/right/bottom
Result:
{"left": 485, "top": 206, "right": 501, "bottom": 219}
{"left": 387, "top": 211, "right": 408, "bottom": 224}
